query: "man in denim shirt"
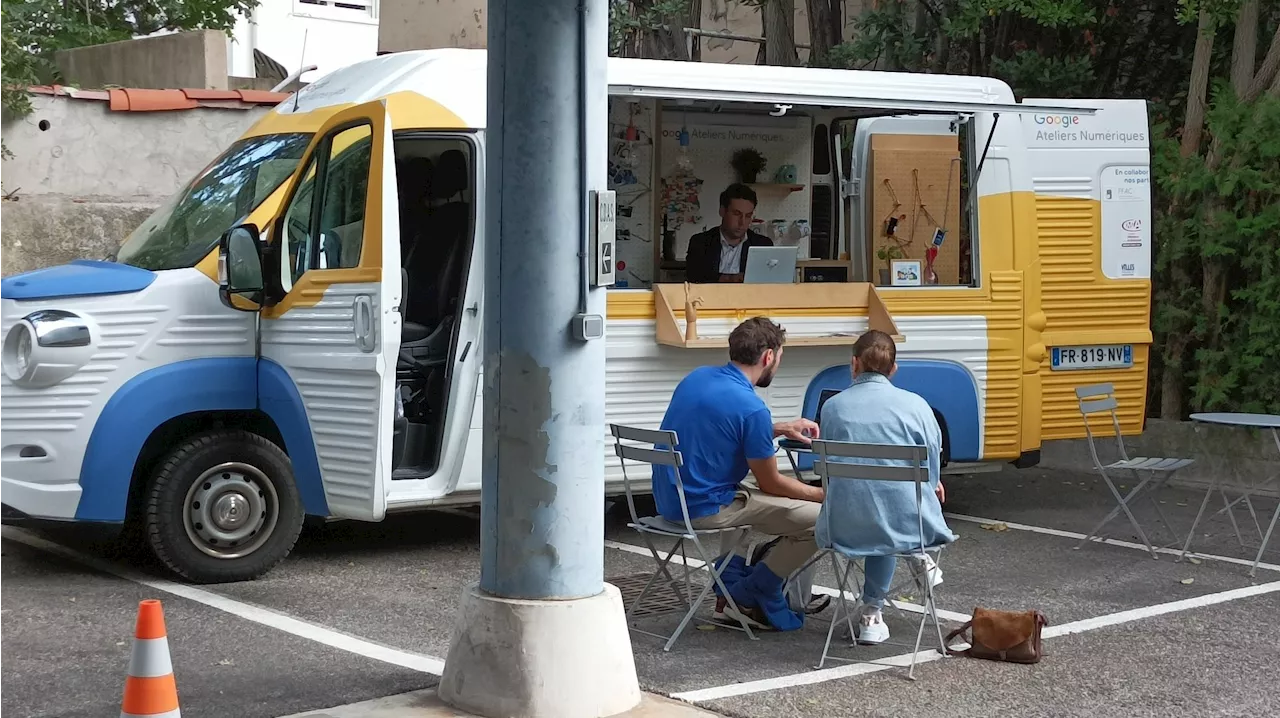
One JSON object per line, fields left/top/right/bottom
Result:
{"left": 651, "top": 317, "right": 822, "bottom": 631}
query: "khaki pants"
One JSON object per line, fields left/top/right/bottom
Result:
{"left": 689, "top": 488, "right": 820, "bottom": 579}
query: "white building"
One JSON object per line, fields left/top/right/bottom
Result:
{"left": 226, "top": 0, "right": 381, "bottom": 83}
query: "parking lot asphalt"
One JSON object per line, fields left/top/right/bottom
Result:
{"left": 0, "top": 539, "right": 434, "bottom": 718}
{"left": 3, "top": 462, "right": 1279, "bottom": 718}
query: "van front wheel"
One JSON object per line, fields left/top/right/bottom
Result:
{"left": 144, "top": 430, "right": 304, "bottom": 584}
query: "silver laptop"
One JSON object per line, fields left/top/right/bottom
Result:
{"left": 743, "top": 245, "right": 799, "bottom": 284}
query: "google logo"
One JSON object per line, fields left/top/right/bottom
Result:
{"left": 1035, "top": 114, "right": 1081, "bottom": 125}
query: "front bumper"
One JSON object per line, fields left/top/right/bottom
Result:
{"left": 0, "top": 476, "right": 83, "bottom": 519}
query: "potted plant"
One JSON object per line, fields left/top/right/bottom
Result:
{"left": 730, "top": 148, "right": 767, "bottom": 184}
{"left": 876, "top": 244, "right": 905, "bottom": 285}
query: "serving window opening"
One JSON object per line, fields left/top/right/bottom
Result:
{"left": 604, "top": 95, "right": 981, "bottom": 290}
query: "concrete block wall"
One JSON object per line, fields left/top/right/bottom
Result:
{"left": 56, "top": 30, "right": 230, "bottom": 91}
{"left": 1, "top": 94, "right": 272, "bottom": 276}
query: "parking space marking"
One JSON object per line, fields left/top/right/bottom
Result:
{"left": 670, "top": 646, "right": 960, "bottom": 703}
{"left": 672, "top": 578, "right": 1280, "bottom": 704}
{"left": 1043, "top": 579, "right": 1280, "bottom": 638}
{"left": 1, "top": 527, "right": 447, "bottom": 675}
{"left": 943, "top": 512, "right": 1280, "bottom": 573}
{"left": 604, "top": 539, "right": 973, "bottom": 624}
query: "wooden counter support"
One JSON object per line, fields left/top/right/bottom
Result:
{"left": 652, "top": 282, "right": 902, "bottom": 349}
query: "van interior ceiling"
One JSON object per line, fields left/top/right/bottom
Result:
{"left": 390, "top": 136, "right": 475, "bottom": 478}
{"left": 607, "top": 96, "right": 980, "bottom": 288}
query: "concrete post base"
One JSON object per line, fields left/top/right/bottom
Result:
{"left": 438, "top": 582, "right": 642, "bottom": 718}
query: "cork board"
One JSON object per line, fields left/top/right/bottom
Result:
{"left": 865, "top": 134, "right": 962, "bottom": 285}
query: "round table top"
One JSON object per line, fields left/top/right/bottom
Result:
{"left": 1190, "top": 412, "right": 1280, "bottom": 429}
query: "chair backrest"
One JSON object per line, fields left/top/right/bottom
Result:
{"left": 1075, "top": 383, "right": 1128, "bottom": 463}
{"left": 810, "top": 440, "right": 928, "bottom": 487}
{"left": 811, "top": 439, "right": 931, "bottom": 553}
{"left": 608, "top": 424, "right": 691, "bottom": 528}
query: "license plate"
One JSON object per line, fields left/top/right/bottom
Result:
{"left": 1050, "top": 344, "right": 1133, "bottom": 371}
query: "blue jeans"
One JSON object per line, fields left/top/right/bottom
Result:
{"left": 860, "top": 555, "right": 897, "bottom": 609}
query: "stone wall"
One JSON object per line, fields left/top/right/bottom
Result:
{"left": 1, "top": 94, "right": 272, "bottom": 276}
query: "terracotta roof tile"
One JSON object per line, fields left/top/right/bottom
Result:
{"left": 112, "top": 88, "right": 200, "bottom": 111}
{"left": 26, "top": 85, "right": 289, "bottom": 112}
{"left": 181, "top": 89, "right": 243, "bottom": 101}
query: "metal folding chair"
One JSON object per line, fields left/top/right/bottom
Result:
{"left": 609, "top": 424, "right": 759, "bottom": 651}
{"left": 801, "top": 439, "right": 950, "bottom": 680}
{"left": 1074, "top": 383, "right": 1194, "bottom": 558}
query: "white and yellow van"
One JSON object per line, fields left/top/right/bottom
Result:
{"left": 0, "top": 49, "right": 1153, "bottom": 582}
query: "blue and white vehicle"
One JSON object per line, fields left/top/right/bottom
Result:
{"left": 1, "top": 50, "right": 1148, "bottom": 583}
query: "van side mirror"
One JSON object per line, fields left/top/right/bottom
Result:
{"left": 218, "top": 224, "right": 265, "bottom": 310}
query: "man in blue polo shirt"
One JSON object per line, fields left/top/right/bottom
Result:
{"left": 652, "top": 316, "right": 823, "bottom": 631}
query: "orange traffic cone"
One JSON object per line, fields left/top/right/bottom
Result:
{"left": 121, "top": 599, "right": 181, "bottom": 718}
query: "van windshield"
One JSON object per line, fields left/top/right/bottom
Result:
{"left": 116, "top": 133, "right": 313, "bottom": 271}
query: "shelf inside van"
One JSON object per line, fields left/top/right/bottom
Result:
{"left": 746, "top": 183, "right": 806, "bottom": 195}
{"left": 652, "top": 282, "right": 902, "bottom": 349}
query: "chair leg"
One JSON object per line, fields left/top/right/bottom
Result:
{"left": 1144, "top": 473, "right": 1182, "bottom": 546}
{"left": 907, "top": 560, "right": 931, "bottom": 681}
{"left": 700, "top": 532, "right": 757, "bottom": 638}
{"left": 663, "top": 533, "right": 756, "bottom": 652}
{"left": 629, "top": 533, "right": 691, "bottom": 626}
{"left": 1077, "top": 468, "right": 1159, "bottom": 558}
{"left": 680, "top": 541, "right": 693, "bottom": 604}
{"left": 907, "top": 563, "right": 948, "bottom": 681}
{"left": 915, "top": 551, "right": 949, "bottom": 658}
{"left": 819, "top": 553, "right": 856, "bottom": 670}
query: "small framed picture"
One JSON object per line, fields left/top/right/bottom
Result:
{"left": 891, "top": 260, "right": 922, "bottom": 287}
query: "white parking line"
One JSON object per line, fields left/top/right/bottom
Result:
{"left": 1042, "top": 580, "right": 1280, "bottom": 638}
{"left": 672, "top": 578, "right": 1280, "bottom": 704}
{"left": 671, "top": 646, "right": 962, "bottom": 703}
{"left": 604, "top": 539, "right": 973, "bottom": 624}
{"left": 943, "top": 512, "right": 1280, "bottom": 573}
{"left": 1, "top": 527, "right": 447, "bottom": 675}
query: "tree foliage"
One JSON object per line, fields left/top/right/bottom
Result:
{"left": 1154, "top": 88, "right": 1280, "bottom": 413}
{"left": 608, "top": 0, "right": 1280, "bottom": 416}
{"left": 609, "top": 0, "right": 696, "bottom": 60}
{"left": 1, "top": 0, "right": 257, "bottom": 119}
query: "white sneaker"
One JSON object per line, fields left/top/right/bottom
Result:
{"left": 909, "top": 552, "right": 943, "bottom": 588}
{"left": 854, "top": 607, "right": 890, "bottom": 645}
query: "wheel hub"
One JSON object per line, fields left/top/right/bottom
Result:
{"left": 212, "top": 493, "right": 250, "bottom": 531}
{"left": 183, "top": 462, "right": 280, "bottom": 560}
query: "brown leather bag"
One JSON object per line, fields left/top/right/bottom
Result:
{"left": 944, "top": 608, "right": 1047, "bottom": 664}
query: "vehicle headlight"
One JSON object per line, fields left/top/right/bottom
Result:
{"left": 2, "top": 310, "right": 96, "bottom": 388}
{"left": 3, "top": 322, "right": 34, "bottom": 380}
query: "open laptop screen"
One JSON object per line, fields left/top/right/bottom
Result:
{"left": 779, "top": 387, "right": 846, "bottom": 451}
{"left": 814, "top": 388, "right": 842, "bottom": 425}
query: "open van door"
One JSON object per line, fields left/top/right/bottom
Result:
{"left": 258, "top": 100, "right": 402, "bottom": 521}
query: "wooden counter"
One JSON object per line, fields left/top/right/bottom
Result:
{"left": 652, "top": 281, "right": 901, "bottom": 349}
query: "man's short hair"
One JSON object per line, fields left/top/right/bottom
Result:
{"left": 728, "top": 316, "right": 786, "bottom": 365}
{"left": 720, "top": 183, "right": 758, "bottom": 209}
{"left": 853, "top": 330, "right": 896, "bottom": 375}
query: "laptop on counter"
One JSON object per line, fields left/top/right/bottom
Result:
{"left": 744, "top": 245, "right": 799, "bottom": 284}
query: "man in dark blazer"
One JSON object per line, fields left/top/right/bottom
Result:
{"left": 685, "top": 183, "right": 774, "bottom": 283}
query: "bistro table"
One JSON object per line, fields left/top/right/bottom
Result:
{"left": 1184, "top": 413, "right": 1280, "bottom": 577}
{"left": 779, "top": 438, "right": 821, "bottom": 485}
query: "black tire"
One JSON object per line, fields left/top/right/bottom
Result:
{"left": 144, "top": 429, "right": 304, "bottom": 584}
